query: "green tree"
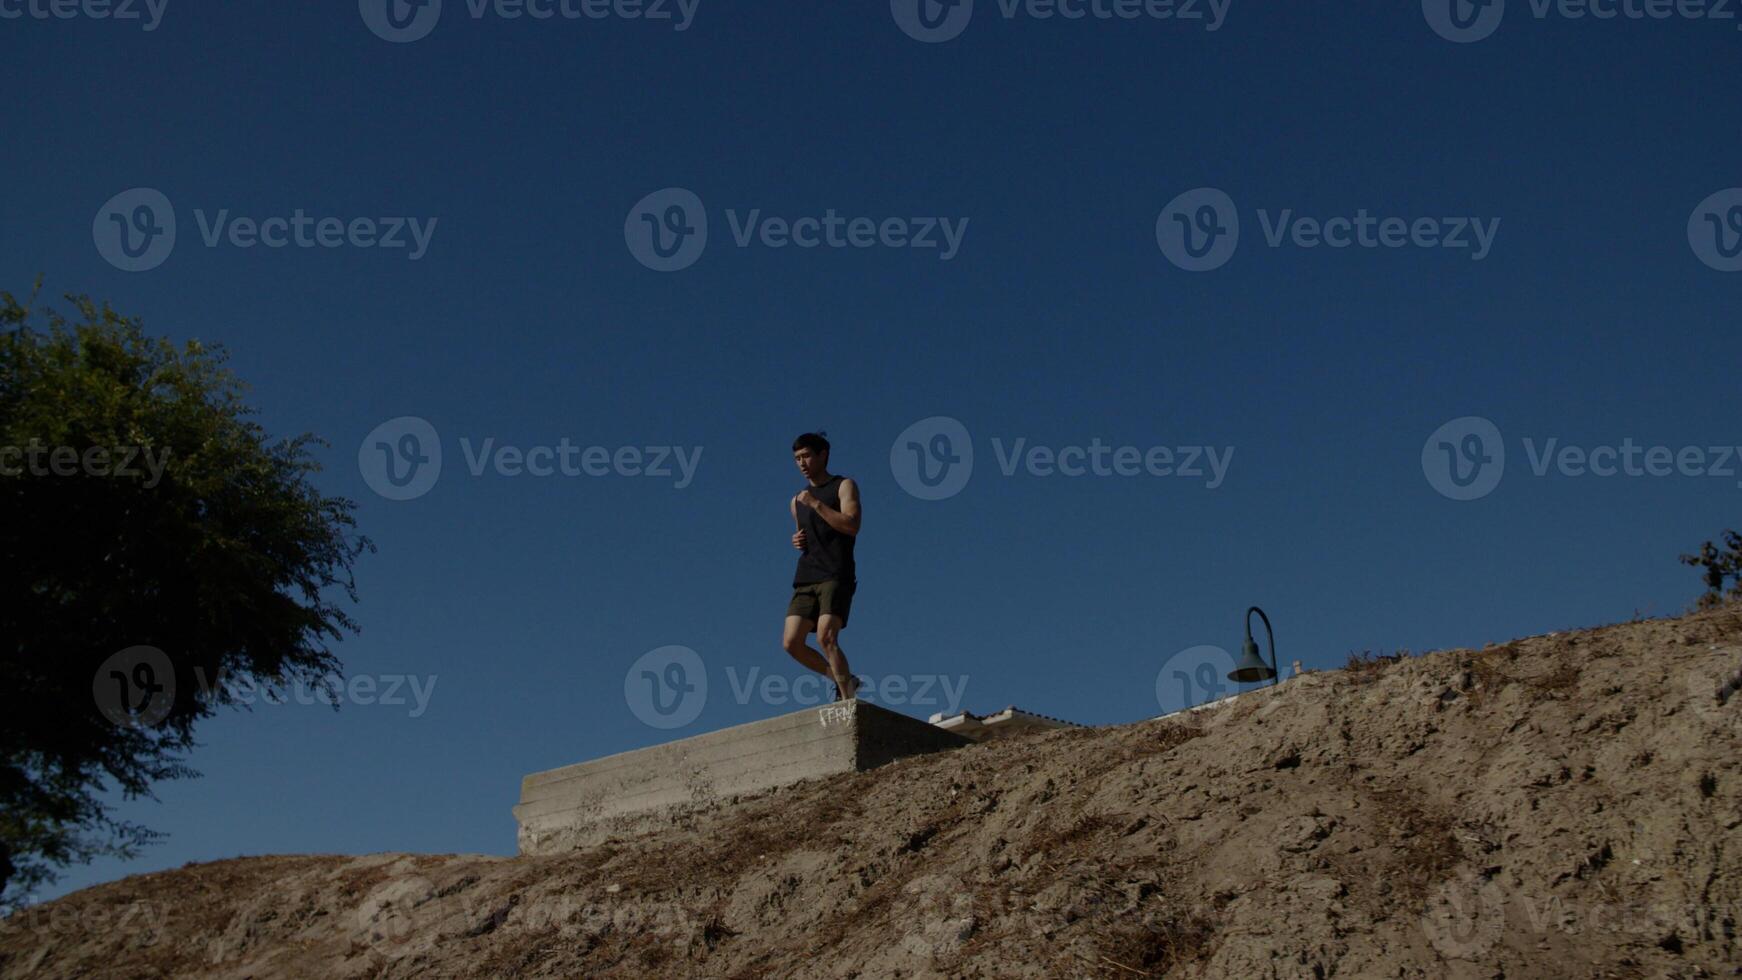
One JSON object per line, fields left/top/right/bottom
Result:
{"left": 1682, "top": 529, "right": 1742, "bottom": 610}
{"left": 0, "top": 286, "right": 370, "bottom": 904}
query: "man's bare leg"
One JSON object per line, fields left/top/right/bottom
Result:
{"left": 782, "top": 615, "right": 832, "bottom": 677}
{"left": 817, "top": 615, "right": 859, "bottom": 699}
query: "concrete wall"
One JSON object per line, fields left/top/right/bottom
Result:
{"left": 514, "top": 700, "right": 969, "bottom": 855}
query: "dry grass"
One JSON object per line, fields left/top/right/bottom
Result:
{"left": 1522, "top": 661, "right": 1581, "bottom": 695}
{"left": 1344, "top": 649, "right": 1410, "bottom": 682}
{"left": 1093, "top": 912, "right": 1219, "bottom": 977}
{"left": 1367, "top": 789, "right": 1463, "bottom": 905}
{"left": 1025, "top": 812, "right": 1120, "bottom": 858}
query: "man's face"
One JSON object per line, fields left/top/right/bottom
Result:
{"left": 794, "top": 447, "right": 826, "bottom": 479}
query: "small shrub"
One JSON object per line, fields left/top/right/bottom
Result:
{"left": 1681, "top": 529, "right": 1742, "bottom": 609}
{"left": 1345, "top": 650, "right": 1409, "bottom": 682}
{"left": 1096, "top": 913, "right": 1218, "bottom": 975}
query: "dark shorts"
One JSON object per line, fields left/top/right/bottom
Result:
{"left": 787, "top": 579, "right": 854, "bottom": 629}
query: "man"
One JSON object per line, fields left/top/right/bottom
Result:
{"left": 782, "top": 432, "right": 862, "bottom": 701}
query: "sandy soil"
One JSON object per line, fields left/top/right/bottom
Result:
{"left": 3, "top": 606, "right": 1740, "bottom": 979}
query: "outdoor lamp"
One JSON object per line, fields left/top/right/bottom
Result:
{"left": 1229, "top": 605, "right": 1278, "bottom": 685}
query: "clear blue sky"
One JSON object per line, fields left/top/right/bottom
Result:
{"left": 5, "top": 1, "right": 1739, "bottom": 900}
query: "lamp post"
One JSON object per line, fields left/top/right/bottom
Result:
{"left": 1228, "top": 605, "right": 1278, "bottom": 686}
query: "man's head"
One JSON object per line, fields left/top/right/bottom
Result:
{"left": 792, "top": 432, "right": 830, "bottom": 480}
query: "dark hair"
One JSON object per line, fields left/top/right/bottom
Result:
{"left": 791, "top": 431, "right": 830, "bottom": 456}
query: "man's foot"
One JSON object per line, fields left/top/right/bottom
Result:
{"left": 835, "top": 673, "right": 862, "bottom": 701}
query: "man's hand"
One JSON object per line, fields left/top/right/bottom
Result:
{"left": 792, "top": 528, "right": 807, "bottom": 551}
{"left": 794, "top": 489, "right": 822, "bottom": 512}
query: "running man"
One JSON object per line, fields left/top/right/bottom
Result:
{"left": 782, "top": 432, "right": 862, "bottom": 701}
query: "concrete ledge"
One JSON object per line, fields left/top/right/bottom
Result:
{"left": 514, "top": 701, "right": 970, "bottom": 855}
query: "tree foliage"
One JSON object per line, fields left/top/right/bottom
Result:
{"left": 0, "top": 286, "right": 370, "bottom": 904}
{"left": 1682, "top": 529, "right": 1742, "bottom": 610}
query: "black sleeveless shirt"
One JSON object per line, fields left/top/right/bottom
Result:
{"left": 793, "top": 475, "right": 856, "bottom": 586}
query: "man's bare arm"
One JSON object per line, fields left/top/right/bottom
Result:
{"left": 798, "top": 478, "right": 861, "bottom": 536}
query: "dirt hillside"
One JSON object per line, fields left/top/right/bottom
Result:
{"left": 4, "top": 607, "right": 1741, "bottom": 979}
